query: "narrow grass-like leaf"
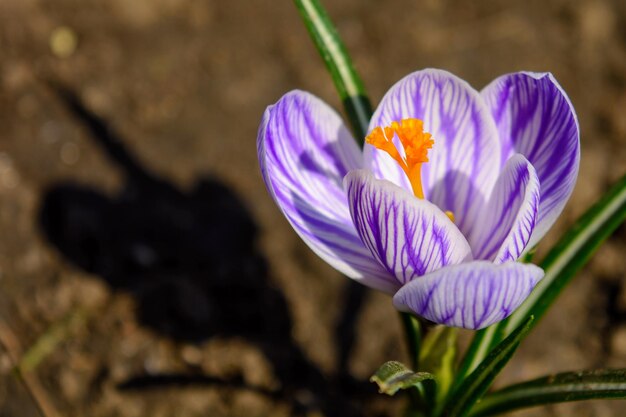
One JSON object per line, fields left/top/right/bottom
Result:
{"left": 458, "top": 173, "right": 626, "bottom": 378}
{"left": 469, "top": 369, "right": 626, "bottom": 417}
{"left": 439, "top": 317, "right": 533, "bottom": 417}
{"left": 455, "top": 326, "right": 499, "bottom": 389}
{"left": 502, "top": 173, "right": 626, "bottom": 333}
{"left": 293, "top": 0, "right": 373, "bottom": 140}
{"left": 371, "top": 361, "right": 435, "bottom": 396}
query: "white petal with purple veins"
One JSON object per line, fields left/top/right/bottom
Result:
{"left": 363, "top": 142, "right": 412, "bottom": 194}
{"left": 365, "top": 69, "right": 502, "bottom": 238}
{"left": 481, "top": 72, "right": 580, "bottom": 248}
{"left": 393, "top": 261, "right": 544, "bottom": 329}
{"left": 344, "top": 170, "right": 472, "bottom": 287}
{"left": 469, "top": 154, "right": 540, "bottom": 263}
{"left": 258, "top": 91, "right": 396, "bottom": 293}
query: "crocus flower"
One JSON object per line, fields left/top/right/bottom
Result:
{"left": 258, "top": 69, "right": 579, "bottom": 329}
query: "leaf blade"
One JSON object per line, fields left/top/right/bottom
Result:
{"left": 504, "top": 173, "right": 626, "bottom": 333}
{"left": 293, "top": 0, "right": 373, "bottom": 139}
{"left": 440, "top": 317, "right": 534, "bottom": 417}
{"left": 469, "top": 369, "right": 626, "bottom": 417}
{"left": 458, "top": 173, "right": 626, "bottom": 378}
{"left": 370, "top": 361, "right": 435, "bottom": 396}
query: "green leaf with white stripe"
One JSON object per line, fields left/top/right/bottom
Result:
{"left": 439, "top": 317, "right": 533, "bottom": 417}
{"left": 293, "top": 0, "right": 373, "bottom": 140}
{"left": 469, "top": 369, "right": 626, "bottom": 416}
{"left": 457, "top": 173, "right": 626, "bottom": 379}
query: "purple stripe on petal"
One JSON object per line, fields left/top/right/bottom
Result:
{"left": 363, "top": 142, "right": 413, "bottom": 194}
{"left": 393, "top": 261, "right": 544, "bottom": 329}
{"left": 481, "top": 72, "right": 580, "bottom": 247}
{"left": 344, "top": 170, "right": 472, "bottom": 286}
{"left": 258, "top": 91, "right": 396, "bottom": 293}
{"left": 469, "top": 154, "right": 540, "bottom": 262}
{"left": 365, "top": 69, "right": 501, "bottom": 238}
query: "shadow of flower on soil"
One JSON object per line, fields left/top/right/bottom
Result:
{"left": 38, "top": 84, "right": 378, "bottom": 417}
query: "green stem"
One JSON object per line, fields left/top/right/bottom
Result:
{"left": 400, "top": 312, "right": 428, "bottom": 413}
{"left": 400, "top": 312, "right": 422, "bottom": 370}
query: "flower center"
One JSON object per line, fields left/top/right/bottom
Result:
{"left": 365, "top": 118, "right": 434, "bottom": 199}
{"left": 366, "top": 118, "right": 455, "bottom": 223}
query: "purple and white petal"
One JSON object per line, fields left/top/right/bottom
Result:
{"left": 363, "top": 141, "right": 412, "bottom": 194}
{"left": 469, "top": 154, "right": 540, "bottom": 263}
{"left": 344, "top": 170, "right": 472, "bottom": 287}
{"left": 481, "top": 72, "right": 580, "bottom": 248}
{"left": 365, "top": 69, "right": 502, "bottom": 238}
{"left": 393, "top": 261, "right": 544, "bottom": 329}
{"left": 258, "top": 91, "right": 396, "bottom": 293}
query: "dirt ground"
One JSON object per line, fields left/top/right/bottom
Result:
{"left": 1, "top": 0, "right": 625, "bottom": 416}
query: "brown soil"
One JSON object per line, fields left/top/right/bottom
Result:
{"left": 1, "top": 0, "right": 625, "bottom": 416}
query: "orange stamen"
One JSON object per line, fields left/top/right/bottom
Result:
{"left": 365, "top": 118, "right": 434, "bottom": 199}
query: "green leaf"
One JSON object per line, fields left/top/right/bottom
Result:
{"left": 420, "top": 325, "right": 458, "bottom": 404}
{"left": 503, "top": 172, "right": 626, "bottom": 333}
{"left": 455, "top": 326, "right": 500, "bottom": 391}
{"left": 439, "top": 317, "right": 533, "bottom": 417}
{"left": 469, "top": 369, "right": 626, "bottom": 417}
{"left": 458, "top": 173, "right": 626, "bottom": 378}
{"left": 293, "top": 0, "right": 373, "bottom": 140}
{"left": 371, "top": 361, "right": 435, "bottom": 396}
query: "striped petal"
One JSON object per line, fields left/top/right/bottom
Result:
{"left": 481, "top": 72, "right": 580, "bottom": 248}
{"left": 344, "top": 170, "right": 472, "bottom": 287}
{"left": 363, "top": 139, "right": 411, "bottom": 194}
{"left": 258, "top": 91, "right": 395, "bottom": 293}
{"left": 469, "top": 154, "right": 540, "bottom": 263}
{"left": 393, "top": 261, "right": 544, "bottom": 329}
{"left": 365, "top": 69, "right": 502, "bottom": 238}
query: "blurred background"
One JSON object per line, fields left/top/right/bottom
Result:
{"left": 1, "top": 0, "right": 625, "bottom": 416}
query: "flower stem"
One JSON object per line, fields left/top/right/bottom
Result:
{"left": 400, "top": 312, "right": 422, "bottom": 370}
{"left": 400, "top": 312, "right": 430, "bottom": 414}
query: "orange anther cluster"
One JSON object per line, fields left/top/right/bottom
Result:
{"left": 365, "top": 118, "right": 434, "bottom": 199}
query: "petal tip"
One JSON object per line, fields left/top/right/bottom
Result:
{"left": 393, "top": 261, "right": 544, "bottom": 329}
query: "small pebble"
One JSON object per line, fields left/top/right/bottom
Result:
{"left": 50, "top": 26, "right": 78, "bottom": 58}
